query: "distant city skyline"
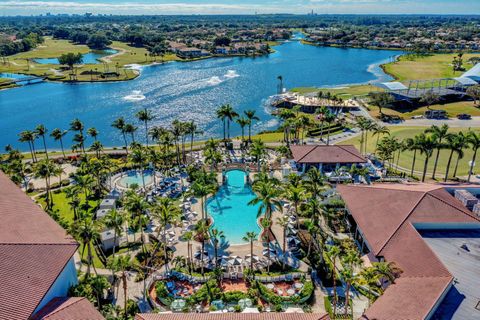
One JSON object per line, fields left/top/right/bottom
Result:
{"left": 0, "top": 0, "right": 479, "bottom": 16}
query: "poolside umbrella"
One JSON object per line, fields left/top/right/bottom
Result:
{"left": 238, "top": 298, "right": 253, "bottom": 309}
{"left": 219, "top": 255, "right": 230, "bottom": 267}
{"left": 245, "top": 254, "right": 260, "bottom": 265}
{"left": 170, "top": 299, "right": 186, "bottom": 311}
{"left": 228, "top": 256, "right": 243, "bottom": 266}
{"left": 194, "top": 250, "right": 210, "bottom": 262}
{"left": 211, "top": 300, "right": 225, "bottom": 310}
{"left": 287, "top": 236, "right": 301, "bottom": 247}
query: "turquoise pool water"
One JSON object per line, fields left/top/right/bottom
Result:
{"left": 207, "top": 170, "right": 261, "bottom": 245}
{"left": 34, "top": 49, "right": 118, "bottom": 65}
{"left": 117, "top": 170, "right": 153, "bottom": 188}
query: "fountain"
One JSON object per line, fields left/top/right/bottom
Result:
{"left": 123, "top": 90, "right": 146, "bottom": 102}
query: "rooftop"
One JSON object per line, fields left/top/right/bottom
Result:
{"left": 290, "top": 145, "right": 366, "bottom": 164}
{"left": 31, "top": 297, "right": 105, "bottom": 320}
{"left": 337, "top": 183, "right": 480, "bottom": 320}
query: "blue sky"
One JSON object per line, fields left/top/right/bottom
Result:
{"left": 0, "top": 0, "right": 479, "bottom": 15}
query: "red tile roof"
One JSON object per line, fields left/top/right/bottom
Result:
{"left": 290, "top": 145, "right": 366, "bottom": 164}
{"left": 135, "top": 314, "right": 329, "bottom": 320}
{"left": 0, "top": 171, "right": 79, "bottom": 320}
{"left": 337, "top": 183, "right": 480, "bottom": 320}
{"left": 31, "top": 297, "right": 104, "bottom": 320}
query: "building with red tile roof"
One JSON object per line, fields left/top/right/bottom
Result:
{"left": 336, "top": 183, "right": 480, "bottom": 320}
{"left": 30, "top": 297, "right": 104, "bottom": 320}
{"left": 0, "top": 171, "right": 103, "bottom": 320}
{"left": 135, "top": 314, "right": 329, "bottom": 320}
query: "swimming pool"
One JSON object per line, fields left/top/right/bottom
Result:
{"left": 206, "top": 169, "right": 261, "bottom": 245}
{"left": 116, "top": 169, "right": 154, "bottom": 189}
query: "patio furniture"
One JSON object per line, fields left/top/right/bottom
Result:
{"left": 266, "top": 283, "right": 275, "bottom": 290}
{"left": 294, "top": 282, "right": 304, "bottom": 289}
{"left": 238, "top": 298, "right": 253, "bottom": 309}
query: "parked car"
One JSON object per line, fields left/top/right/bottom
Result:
{"left": 457, "top": 113, "right": 472, "bottom": 120}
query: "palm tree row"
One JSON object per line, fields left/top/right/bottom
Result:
{"left": 216, "top": 105, "right": 259, "bottom": 143}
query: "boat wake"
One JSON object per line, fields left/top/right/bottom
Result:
{"left": 206, "top": 76, "right": 223, "bottom": 86}
{"left": 123, "top": 90, "right": 146, "bottom": 101}
{"left": 224, "top": 70, "right": 240, "bottom": 79}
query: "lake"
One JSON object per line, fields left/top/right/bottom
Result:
{"left": 33, "top": 49, "right": 118, "bottom": 65}
{"left": 0, "top": 38, "right": 401, "bottom": 151}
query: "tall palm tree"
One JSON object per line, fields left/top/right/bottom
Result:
{"left": 35, "top": 124, "right": 49, "bottom": 160}
{"left": 171, "top": 120, "right": 184, "bottom": 165}
{"left": 327, "top": 245, "right": 341, "bottom": 319}
{"left": 426, "top": 124, "right": 449, "bottom": 179}
{"left": 70, "top": 118, "right": 86, "bottom": 154}
{"left": 72, "top": 215, "right": 100, "bottom": 277}
{"left": 242, "top": 231, "right": 258, "bottom": 272}
{"left": 244, "top": 110, "right": 259, "bottom": 142}
{"left": 444, "top": 133, "right": 461, "bottom": 182}
{"left": 372, "top": 124, "right": 390, "bottom": 154}
{"left": 185, "top": 121, "right": 203, "bottom": 157}
{"left": 304, "top": 219, "right": 318, "bottom": 258}
{"left": 18, "top": 130, "right": 37, "bottom": 162}
{"left": 216, "top": 105, "right": 228, "bottom": 142}
{"left": 183, "top": 231, "right": 194, "bottom": 274}
{"left": 276, "top": 216, "right": 289, "bottom": 270}
{"left": 124, "top": 123, "right": 137, "bottom": 144}
{"left": 340, "top": 267, "right": 356, "bottom": 317}
{"left": 149, "top": 197, "right": 181, "bottom": 269}
{"left": 210, "top": 228, "right": 224, "bottom": 268}
{"left": 249, "top": 180, "right": 282, "bottom": 223}
{"left": 453, "top": 132, "right": 468, "bottom": 178}
{"left": 417, "top": 133, "right": 437, "bottom": 182}
{"left": 107, "top": 255, "right": 132, "bottom": 319}
{"left": 191, "top": 179, "right": 217, "bottom": 220}
{"left": 129, "top": 146, "right": 148, "bottom": 191}
{"left": 249, "top": 139, "right": 267, "bottom": 172}
{"left": 103, "top": 209, "right": 124, "bottom": 259}
{"left": 136, "top": 108, "right": 155, "bottom": 146}
{"left": 303, "top": 167, "right": 325, "bottom": 199}
{"left": 236, "top": 117, "right": 250, "bottom": 142}
{"left": 194, "top": 219, "right": 210, "bottom": 276}
{"left": 223, "top": 104, "right": 239, "bottom": 140}
{"left": 33, "top": 159, "right": 57, "bottom": 209}
{"left": 87, "top": 127, "right": 99, "bottom": 141}
{"left": 324, "top": 112, "right": 337, "bottom": 146}
{"left": 283, "top": 184, "right": 306, "bottom": 228}
{"left": 405, "top": 135, "right": 421, "bottom": 177}
{"left": 112, "top": 117, "right": 129, "bottom": 154}
{"left": 260, "top": 218, "right": 272, "bottom": 273}
{"left": 467, "top": 130, "right": 480, "bottom": 182}
{"left": 89, "top": 141, "right": 104, "bottom": 158}
{"left": 50, "top": 128, "right": 68, "bottom": 158}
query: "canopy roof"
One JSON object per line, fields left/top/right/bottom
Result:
{"left": 376, "top": 81, "right": 408, "bottom": 91}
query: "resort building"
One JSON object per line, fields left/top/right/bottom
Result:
{"left": 0, "top": 171, "right": 103, "bottom": 320}
{"left": 135, "top": 313, "right": 329, "bottom": 320}
{"left": 337, "top": 183, "right": 480, "bottom": 320}
{"left": 289, "top": 145, "right": 366, "bottom": 173}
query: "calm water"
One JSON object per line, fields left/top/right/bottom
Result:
{"left": 33, "top": 49, "right": 118, "bottom": 65}
{"left": 0, "top": 37, "right": 401, "bottom": 151}
{"left": 206, "top": 170, "right": 261, "bottom": 245}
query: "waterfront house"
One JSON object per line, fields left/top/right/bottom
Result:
{"left": 337, "top": 183, "right": 480, "bottom": 320}
{"left": 0, "top": 171, "right": 103, "bottom": 319}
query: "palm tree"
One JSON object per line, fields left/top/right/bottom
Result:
{"left": 191, "top": 179, "right": 216, "bottom": 220}
{"left": 19, "top": 130, "right": 38, "bottom": 162}
{"left": 453, "top": 132, "right": 468, "bottom": 178}
{"left": 242, "top": 231, "right": 258, "bottom": 272}
{"left": 194, "top": 220, "right": 210, "bottom": 276}
{"left": 35, "top": 124, "right": 49, "bottom": 160}
{"left": 236, "top": 117, "right": 249, "bottom": 142}
{"left": 204, "top": 148, "right": 222, "bottom": 172}
{"left": 327, "top": 245, "right": 341, "bottom": 319}
{"left": 124, "top": 123, "right": 137, "bottom": 144}
{"left": 216, "top": 105, "right": 228, "bottom": 142}
{"left": 223, "top": 104, "right": 239, "bottom": 140}
{"left": 89, "top": 141, "right": 104, "bottom": 158}
{"left": 50, "top": 128, "right": 68, "bottom": 158}
{"left": 70, "top": 118, "right": 86, "bottom": 154}
{"left": 372, "top": 124, "right": 390, "bottom": 154}
{"left": 467, "top": 130, "right": 480, "bottom": 182}
{"left": 260, "top": 218, "right": 272, "bottom": 273}
{"left": 149, "top": 197, "right": 181, "bottom": 269}
{"left": 103, "top": 209, "right": 124, "bottom": 259}
{"left": 185, "top": 121, "right": 203, "bottom": 157}
{"left": 87, "top": 127, "right": 99, "bottom": 141}
{"left": 112, "top": 117, "right": 129, "bottom": 154}
{"left": 304, "top": 219, "right": 318, "bottom": 258}
{"left": 249, "top": 139, "right": 267, "bottom": 172}
{"left": 340, "top": 267, "right": 356, "bottom": 317}
{"left": 72, "top": 215, "right": 100, "bottom": 277}
{"left": 426, "top": 124, "right": 449, "bottom": 179}
{"left": 417, "top": 133, "right": 437, "bottom": 182}
{"left": 211, "top": 228, "right": 224, "bottom": 268}
{"left": 244, "top": 110, "right": 259, "bottom": 142}
{"left": 129, "top": 146, "right": 148, "bottom": 191}
{"left": 405, "top": 135, "right": 422, "bottom": 177}
{"left": 136, "top": 108, "right": 155, "bottom": 146}
{"left": 107, "top": 255, "right": 132, "bottom": 319}
{"left": 33, "top": 159, "right": 57, "bottom": 209}
{"left": 65, "top": 187, "right": 81, "bottom": 221}
{"left": 276, "top": 216, "right": 289, "bottom": 270}
{"left": 183, "top": 231, "right": 194, "bottom": 274}
{"left": 444, "top": 133, "right": 462, "bottom": 182}
{"left": 324, "top": 112, "right": 337, "bottom": 146}
{"left": 249, "top": 180, "right": 282, "bottom": 223}
{"left": 372, "top": 261, "right": 403, "bottom": 285}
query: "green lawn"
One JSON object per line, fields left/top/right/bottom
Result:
{"left": 291, "top": 84, "right": 377, "bottom": 99}
{"left": 367, "top": 101, "right": 480, "bottom": 119}
{"left": 340, "top": 126, "right": 480, "bottom": 179}
{"left": 383, "top": 53, "right": 480, "bottom": 81}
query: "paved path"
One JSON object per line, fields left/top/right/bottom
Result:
{"left": 385, "top": 117, "right": 480, "bottom": 128}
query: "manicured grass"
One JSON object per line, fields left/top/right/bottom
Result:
{"left": 367, "top": 101, "right": 480, "bottom": 119}
{"left": 383, "top": 53, "right": 480, "bottom": 81}
{"left": 291, "top": 84, "right": 378, "bottom": 99}
{"left": 340, "top": 126, "right": 480, "bottom": 179}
